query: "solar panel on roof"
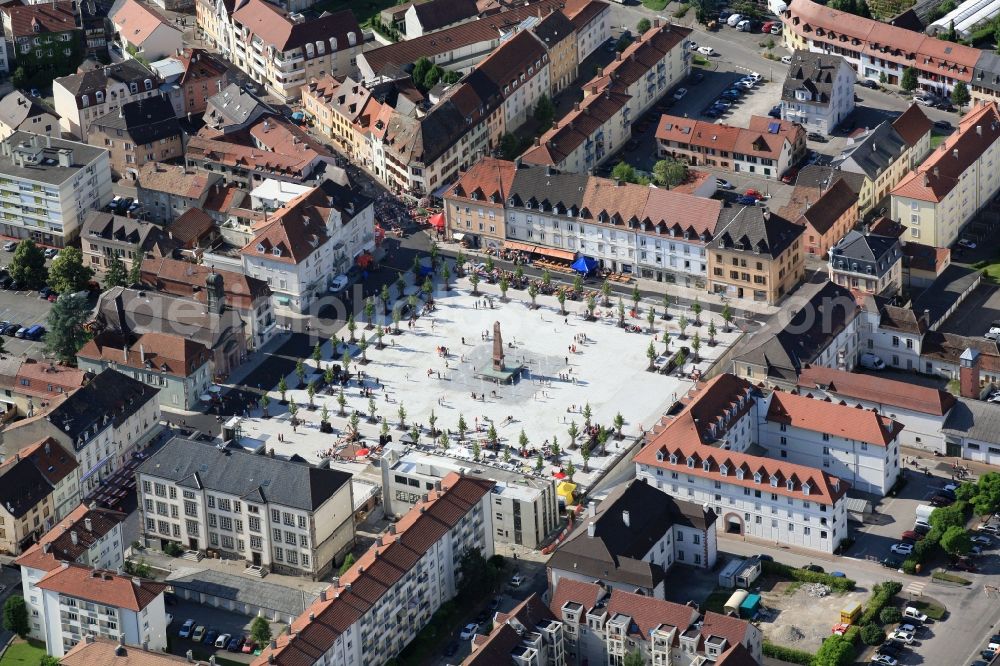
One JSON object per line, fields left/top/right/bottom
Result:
{"left": 768, "top": 122, "right": 780, "bottom": 134}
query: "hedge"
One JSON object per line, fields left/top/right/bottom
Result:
{"left": 859, "top": 581, "right": 902, "bottom": 626}
{"left": 762, "top": 641, "right": 813, "bottom": 664}
{"left": 761, "top": 560, "right": 856, "bottom": 592}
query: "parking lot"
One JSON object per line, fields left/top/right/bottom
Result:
{"left": 168, "top": 599, "right": 284, "bottom": 664}
{"left": 0, "top": 288, "right": 55, "bottom": 359}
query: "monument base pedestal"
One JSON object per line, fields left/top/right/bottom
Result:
{"left": 474, "top": 364, "right": 525, "bottom": 384}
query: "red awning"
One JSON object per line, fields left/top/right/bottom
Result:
{"left": 553, "top": 471, "right": 567, "bottom": 479}
{"left": 429, "top": 213, "right": 446, "bottom": 229}
{"left": 355, "top": 448, "right": 371, "bottom": 457}
{"left": 356, "top": 253, "right": 373, "bottom": 268}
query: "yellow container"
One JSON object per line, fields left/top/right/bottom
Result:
{"left": 840, "top": 603, "right": 862, "bottom": 625}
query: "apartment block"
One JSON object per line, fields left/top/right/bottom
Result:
{"left": 780, "top": 50, "right": 855, "bottom": 133}
{"left": 137, "top": 437, "right": 355, "bottom": 578}
{"left": 828, "top": 230, "right": 903, "bottom": 297}
{"left": 4, "top": 437, "right": 81, "bottom": 522}
{"left": 547, "top": 480, "right": 717, "bottom": 599}
{"left": 109, "top": 0, "right": 183, "bottom": 64}
{"left": 88, "top": 96, "right": 184, "bottom": 179}
{"left": 150, "top": 48, "right": 230, "bottom": 118}
{"left": 0, "top": 455, "right": 57, "bottom": 554}
{"left": 657, "top": 114, "right": 806, "bottom": 181}
{"left": 833, "top": 105, "right": 932, "bottom": 215}
{"left": 0, "top": 90, "right": 59, "bottom": 140}
{"left": 891, "top": 102, "right": 1000, "bottom": 249}
{"left": 380, "top": 442, "right": 559, "bottom": 549}
{"left": 552, "top": 579, "right": 763, "bottom": 666}
{"left": 0, "top": 132, "right": 112, "bottom": 248}
{"left": 462, "top": 594, "right": 567, "bottom": 665}
{"left": 634, "top": 375, "right": 854, "bottom": 553}
{"left": 34, "top": 563, "right": 168, "bottom": 657}
{"left": 707, "top": 206, "right": 805, "bottom": 304}
{"left": 226, "top": 0, "right": 362, "bottom": 102}
{"left": 783, "top": 0, "right": 979, "bottom": 96}
{"left": 257, "top": 472, "right": 495, "bottom": 665}
{"left": 15, "top": 504, "right": 127, "bottom": 640}
{"left": 0, "top": 369, "right": 161, "bottom": 497}
{"left": 53, "top": 60, "right": 160, "bottom": 139}
{"left": 795, "top": 178, "right": 858, "bottom": 258}
{"left": 134, "top": 162, "right": 222, "bottom": 224}
{"left": 80, "top": 210, "right": 178, "bottom": 276}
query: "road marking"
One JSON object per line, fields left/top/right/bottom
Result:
{"left": 905, "top": 581, "right": 926, "bottom": 596}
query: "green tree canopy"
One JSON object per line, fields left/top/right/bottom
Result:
{"left": 534, "top": 94, "right": 555, "bottom": 131}
{"left": 951, "top": 81, "right": 970, "bottom": 107}
{"left": 653, "top": 159, "right": 688, "bottom": 187}
{"left": 901, "top": 67, "right": 918, "bottom": 92}
{"left": 47, "top": 246, "right": 93, "bottom": 294}
{"left": 9, "top": 240, "right": 47, "bottom": 289}
{"left": 2, "top": 595, "right": 29, "bottom": 637}
{"left": 940, "top": 525, "right": 972, "bottom": 556}
{"left": 104, "top": 253, "right": 128, "bottom": 289}
{"left": 637, "top": 18, "right": 651, "bottom": 33}
{"left": 44, "top": 292, "right": 91, "bottom": 364}
{"left": 250, "top": 616, "right": 272, "bottom": 646}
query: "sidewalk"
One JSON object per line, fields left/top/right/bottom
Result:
{"left": 435, "top": 239, "right": 780, "bottom": 319}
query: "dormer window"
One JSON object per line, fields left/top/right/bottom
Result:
{"left": 668, "top": 454, "right": 677, "bottom": 464}
{"left": 130, "top": 82, "right": 138, "bottom": 93}
{"left": 802, "top": 483, "right": 811, "bottom": 495}
{"left": 656, "top": 450, "right": 665, "bottom": 461}
{"left": 144, "top": 79, "right": 152, "bottom": 91}
{"left": 686, "top": 456, "right": 695, "bottom": 468}
{"left": 720, "top": 464, "right": 728, "bottom": 476}
{"left": 770, "top": 477, "right": 778, "bottom": 487}
{"left": 735, "top": 468, "right": 745, "bottom": 480}
{"left": 525, "top": 202, "right": 533, "bottom": 209}
{"left": 256, "top": 243, "right": 265, "bottom": 253}
{"left": 272, "top": 247, "right": 282, "bottom": 257}
{"left": 95, "top": 91, "right": 104, "bottom": 103}
{"left": 702, "top": 460, "right": 711, "bottom": 472}
{"left": 753, "top": 472, "right": 762, "bottom": 483}
{"left": 786, "top": 480, "right": 795, "bottom": 491}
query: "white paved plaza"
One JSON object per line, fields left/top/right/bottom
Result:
{"left": 242, "top": 273, "right": 741, "bottom": 488}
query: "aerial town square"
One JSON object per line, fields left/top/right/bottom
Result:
{"left": 2, "top": 0, "right": 1000, "bottom": 663}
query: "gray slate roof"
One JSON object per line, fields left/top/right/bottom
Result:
{"left": 0, "top": 91, "right": 54, "bottom": 131}
{"left": 47, "top": 369, "right": 160, "bottom": 449}
{"left": 781, "top": 50, "right": 848, "bottom": 108}
{"left": 508, "top": 165, "right": 589, "bottom": 211}
{"left": 55, "top": 60, "right": 155, "bottom": 99}
{"left": 138, "top": 437, "right": 352, "bottom": 512}
{"left": 0, "top": 132, "right": 109, "bottom": 185}
{"left": 91, "top": 96, "right": 182, "bottom": 146}
{"left": 942, "top": 397, "right": 1000, "bottom": 444}
{"left": 205, "top": 83, "right": 272, "bottom": 129}
{"left": 168, "top": 569, "right": 321, "bottom": 617}
{"left": 549, "top": 479, "right": 716, "bottom": 589}
{"left": 714, "top": 206, "right": 802, "bottom": 259}
{"left": 834, "top": 121, "right": 908, "bottom": 180}
{"left": 0, "top": 457, "right": 54, "bottom": 519}
{"left": 829, "top": 230, "right": 901, "bottom": 276}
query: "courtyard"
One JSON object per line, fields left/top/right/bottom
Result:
{"left": 236, "top": 263, "right": 741, "bottom": 491}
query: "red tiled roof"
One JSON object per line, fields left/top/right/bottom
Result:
{"left": 9, "top": 437, "right": 78, "bottom": 487}
{"left": 62, "top": 637, "right": 196, "bottom": 666}
{"left": 77, "top": 331, "right": 210, "bottom": 378}
{"left": 232, "top": 0, "right": 360, "bottom": 54}
{"left": 892, "top": 104, "right": 932, "bottom": 148}
{"left": 14, "top": 360, "right": 88, "bottom": 400}
{"left": 641, "top": 187, "right": 722, "bottom": 241}
{"left": 15, "top": 503, "right": 125, "bottom": 572}
{"left": 111, "top": 0, "right": 177, "bottom": 47}
{"left": 240, "top": 188, "right": 332, "bottom": 265}
{"left": 607, "top": 588, "right": 699, "bottom": 638}
{"left": 548, "top": 578, "right": 604, "bottom": 617}
{"left": 656, "top": 114, "right": 803, "bottom": 161}
{"left": 168, "top": 208, "right": 214, "bottom": 246}
{"left": 701, "top": 611, "right": 753, "bottom": 649}
{"left": 796, "top": 365, "right": 956, "bottom": 416}
{"left": 35, "top": 563, "right": 166, "bottom": 611}
{"left": 140, "top": 257, "right": 270, "bottom": 309}
{"left": 255, "top": 472, "right": 494, "bottom": 666}
{"left": 890, "top": 103, "right": 1000, "bottom": 203}
{"left": 797, "top": 179, "right": 858, "bottom": 235}
{"left": 766, "top": 390, "right": 902, "bottom": 446}
{"left": 3, "top": 1, "right": 78, "bottom": 38}
{"left": 786, "top": 0, "right": 980, "bottom": 81}
{"left": 447, "top": 157, "right": 516, "bottom": 206}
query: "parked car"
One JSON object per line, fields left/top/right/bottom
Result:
{"left": 770, "top": 23, "right": 782, "bottom": 34}
{"left": 781, "top": 55, "right": 792, "bottom": 64}
{"left": 672, "top": 87, "right": 688, "bottom": 100}
{"left": 203, "top": 630, "right": 218, "bottom": 646}
{"left": 0, "top": 275, "right": 11, "bottom": 289}
{"left": 716, "top": 178, "right": 735, "bottom": 190}
{"left": 179, "top": 619, "right": 196, "bottom": 638}
{"left": 215, "top": 634, "right": 231, "bottom": 649}
{"left": 2, "top": 241, "right": 16, "bottom": 252}
{"left": 241, "top": 640, "right": 257, "bottom": 654}
{"left": 871, "top": 653, "right": 898, "bottom": 666}
{"left": 24, "top": 325, "right": 44, "bottom": 341}
{"left": 881, "top": 556, "right": 901, "bottom": 569}
{"left": 807, "top": 132, "right": 829, "bottom": 142}
{"left": 890, "top": 628, "right": 914, "bottom": 645}
{"left": 43, "top": 248, "right": 57, "bottom": 259}
{"left": 460, "top": 623, "right": 480, "bottom": 640}
{"left": 14, "top": 326, "right": 28, "bottom": 338}
{"left": 803, "top": 564, "right": 824, "bottom": 573}
{"left": 769, "top": 105, "right": 782, "bottom": 118}
{"left": 860, "top": 79, "right": 879, "bottom": 89}
{"left": 744, "top": 188, "right": 764, "bottom": 198}
{"left": 510, "top": 573, "right": 525, "bottom": 587}
{"left": 191, "top": 626, "right": 206, "bottom": 642}
{"left": 736, "top": 195, "right": 758, "bottom": 205}
{"left": 737, "top": 19, "right": 753, "bottom": 31}
{"left": 934, "top": 119, "right": 953, "bottom": 130}
{"left": 781, "top": 166, "right": 800, "bottom": 184}
{"left": 697, "top": 46, "right": 716, "bottom": 56}
{"left": 957, "top": 238, "right": 977, "bottom": 249}
{"left": 890, "top": 542, "right": 914, "bottom": 555}
{"left": 226, "top": 635, "right": 245, "bottom": 652}
{"left": 859, "top": 352, "right": 886, "bottom": 370}
{"left": 878, "top": 641, "right": 902, "bottom": 657}
{"left": 726, "top": 13, "right": 742, "bottom": 26}
{"left": 901, "top": 530, "right": 925, "bottom": 543}
{"left": 930, "top": 494, "right": 954, "bottom": 506}
{"left": 1, "top": 322, "right": 19, "bottom": 335}
{"left": 38, "top": 286, "right": 54, "bottom": 300}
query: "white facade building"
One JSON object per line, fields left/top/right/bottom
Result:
{"left": 780, "top": 50, "right": 856, "bottom": 134}
{"left": 257, "top": 472, "right": 496, "bottom": 666}
{"left": 35, "top": 563, "right": 168, "bottom": 657}
{"left": 136, "top": 437, "right": 355, "bottom": 579}
{"left": 0, "top": 133, "right": 112, "bottom": 247}
{"left": 52, "top": 60, "right": 159, "bottom": 139}
{"left": 15, "top": 505, "right": 127, "bottom": 641}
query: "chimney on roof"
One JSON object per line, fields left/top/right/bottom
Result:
{"left": 85, "top": 635, "right": 95, "bottom": 644}
{"left": 388, "top": 524, "right": 396, "bottom": 534}
{"left": 622, "top": 510, "right": 630, "bottom": 527}
{"left": 375, "top": 536, "right": 383, "bottom": 547}
{"left": 85, "top": 517, "right": 92, "bottom": 532}
{"left": 186, "top": 650, "right": 195, "bottom": 663}
{"left": 977, "top": 125, "right": 982, "bottom": 135}
{"left": 139, "top": 345, "right": 145, "bottom": 363}
{"left": 434, "top": 480, "right": 441, "bottom": 491}
{"left": 132, "top": 577, "right": 141, "bottom": 587}
{"left": 587, "top": 521, "right": 596, "bottom": 537}
{"left": 953, "top": 148, "right": 959, "bottom": 159}
{"left": 70, "top": 531, "right": 78, "bottom": 545}
{"left": 588, "top": 501, "right": 596, "bottom": 517}
{"left": 42, "top": 542, "right": 50, "bottom": 553}
{"left": 616, "top": 52, "right": 622, "bottom": 61}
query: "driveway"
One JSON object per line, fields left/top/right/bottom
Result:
{"left": 168, "top": 599, "right": 284, "bottom": 664}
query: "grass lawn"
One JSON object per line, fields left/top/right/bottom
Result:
{"left": 910, "top": 599, "right": 947, "bottom": 620}
{"left": 0, "top": 639, "right": 47, "bottom": 666}
{"left": 931, "top": 571, "right": 971, "bottom": 585}
{"left": 978, "top": 261, "right": 1000, "bottom": 281}
{"left": 930, "top": 133, "right": 947, "bottom": 149}
{"left": 642, "top": 0, "right": 669, "bottom": 10}
{"left": 701, "top": 589, "right": 731, "bottom": 614}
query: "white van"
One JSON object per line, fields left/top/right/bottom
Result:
{"left": 859, "top": 353, "right": 886, "bottom": 370}
{"left": 727, "top": 13, "right": 742, "bottom": 26}
{"left": 737, "top": 19, "right": 752, "bottom": 31}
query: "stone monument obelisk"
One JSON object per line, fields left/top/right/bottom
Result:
{"left": 492, "top": 321, "right": 504, "bottom": 371}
